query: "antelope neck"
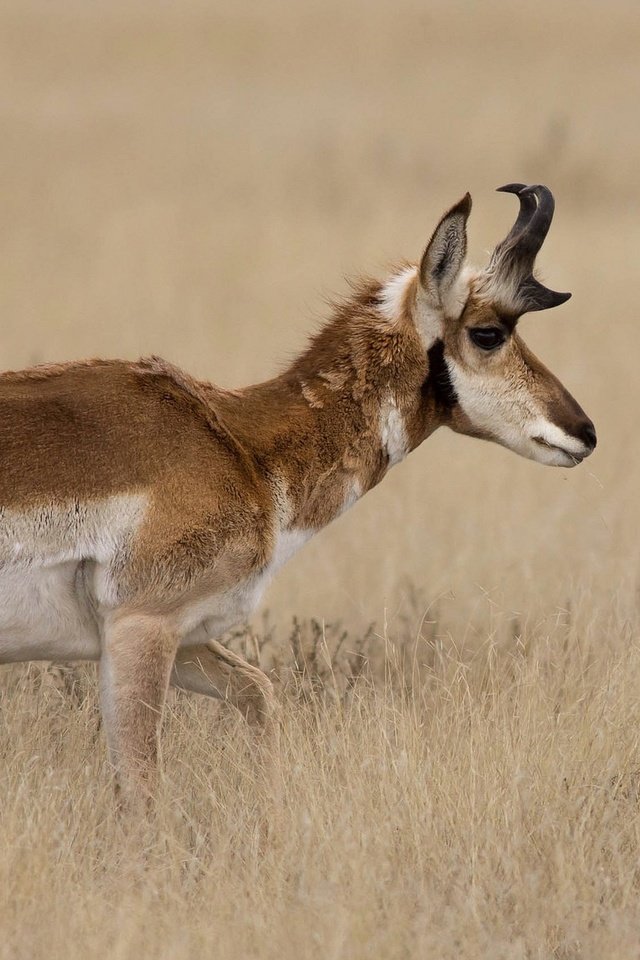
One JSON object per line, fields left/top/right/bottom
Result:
{"left": 214, "top": 321, "right": 444, "bottom": 534}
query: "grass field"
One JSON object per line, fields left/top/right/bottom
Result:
{"left": 1, "top": 1, "right": 640, "bottom": 956}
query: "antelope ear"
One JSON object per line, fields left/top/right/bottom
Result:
{"left": 419, "top": 193, "right": 471, "bottom": 303}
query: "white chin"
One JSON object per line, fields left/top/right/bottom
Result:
{"left": 525, "top": 441, "right": 584, "bottom": 468}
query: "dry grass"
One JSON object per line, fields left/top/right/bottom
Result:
{"left": 1, "top": 0, "right": 640, "bottom": 956}
{"left": 4, "top": 606, "right": 640, "bottom": 959}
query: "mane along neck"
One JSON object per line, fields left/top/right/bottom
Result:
{"left": 215, "top": 270, "right": 446, "bottom": 533}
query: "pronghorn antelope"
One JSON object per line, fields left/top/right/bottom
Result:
{"left": 0, "top": 184, "right": 595, "bottom": 803}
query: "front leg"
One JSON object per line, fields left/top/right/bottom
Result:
{"left": 100, "top": 611, "right": 179, "bottom": 809}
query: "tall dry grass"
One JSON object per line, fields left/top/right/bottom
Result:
{"left": 4, "top": 601, "right": 640, "bottom": 959}
{"left": 1, "top": 0, "right": 640, "bottom": 956}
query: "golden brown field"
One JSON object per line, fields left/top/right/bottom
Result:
{"left": 1, "top": 1, "right": 639, "bottom": 957}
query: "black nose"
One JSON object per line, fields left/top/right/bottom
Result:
{"left": 579, "top": 420, "right": 597, "bottom": 451}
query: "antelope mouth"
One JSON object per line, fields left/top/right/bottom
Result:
{"left": 532, "top": 436, "right": 584, "bottom": 464}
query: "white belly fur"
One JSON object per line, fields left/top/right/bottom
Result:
{"left": 0, "top": 495, "right": 315, "bottom": 663}
{"left": 178, "top": 526, "right": 314, "bottom": 644}
{"left": 0, "top": 560, "right": 101, "bottom": 662}
{"left": 0, "top": 494, "right": 146, "bottom": 663}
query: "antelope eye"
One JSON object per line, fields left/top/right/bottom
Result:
{"left": 468, "top": 327, "right": 506, "bottom": 351}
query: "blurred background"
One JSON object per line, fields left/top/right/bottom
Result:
{"left": 0, "top": 0, "right": 637, "bottom": 637}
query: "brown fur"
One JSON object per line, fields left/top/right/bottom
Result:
{"left": 0, "top": 187, "right": 595, "bottom": 805}
{"left": 442, "top": 297, "right": 593, "bottom": 445}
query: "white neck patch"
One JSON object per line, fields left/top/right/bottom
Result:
{"left": 379, "top": 398, "right": 408, "bottom": 467}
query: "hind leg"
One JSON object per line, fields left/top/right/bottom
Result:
{"left": 100, "top": 611, "right": 179, "bottom": 807}
{"left": 173, "top": 641, "right": 283, "bottom": 845}
{"left": 172, "top": 640, "right": 280, "bottom": 747}
{"left": 172, "top": 640, "right": 281, "bottom": 808}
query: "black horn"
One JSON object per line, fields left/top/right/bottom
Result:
{"left": 485, "top": 184, "right": 571, "bottom": 314}
{"left": 494, "top": 183, "right": 536, "bottom": 253}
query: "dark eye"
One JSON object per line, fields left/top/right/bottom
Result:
{"left": 468, "top": 327, "right": 506, "bottom": 351}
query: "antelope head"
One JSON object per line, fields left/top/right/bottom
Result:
{"left": 417, "top": 183, "right": 596, "bottom": 467}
